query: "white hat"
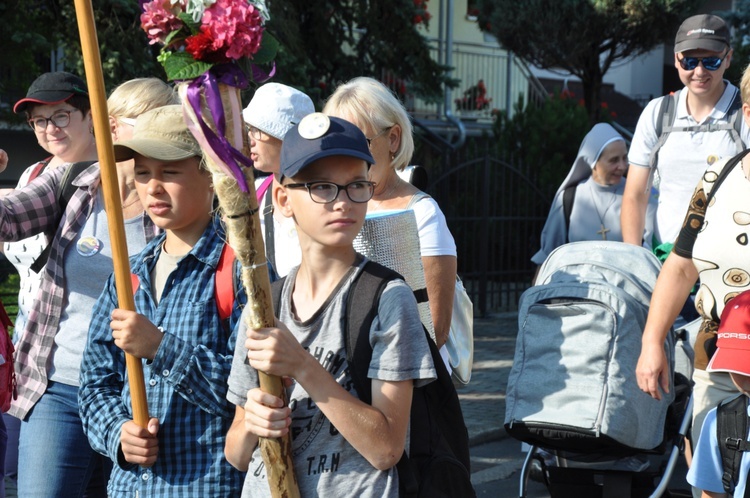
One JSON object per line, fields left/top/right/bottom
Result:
{"left": 555, "top": 123, "right": 625, "bottom": 195}
{"left": 242, "top": 83, "right": 315, "bottom": 140}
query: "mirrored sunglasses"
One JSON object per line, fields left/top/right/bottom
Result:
{"left": 678, "top": 51, "right": 728, "bottom": 71}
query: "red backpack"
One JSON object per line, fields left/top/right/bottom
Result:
{"left": 0, "top": 302, "right": 16, "bottom": 412}
{"left": 130, "top": 243, "right": 236, "bottom": 325}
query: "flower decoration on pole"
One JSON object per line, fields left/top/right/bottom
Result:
{"left": 140, "top": 0, "right": 277, "bottom": 193}
{"left": 140, "top": 2, "right": 298, "bottom": 497}
{"left": 141, "top": 0, "right": 271, "bottom": 81}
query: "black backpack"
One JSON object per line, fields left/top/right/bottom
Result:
{"left": 271, "top": 261, "right": 475, "bottom": 498}
{"left": 716, "top": 394, "right": 750, "bottom": 497}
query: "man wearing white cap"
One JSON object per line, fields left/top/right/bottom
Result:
{"left": 242, "top": 83, "right": 314, "bottom": 277}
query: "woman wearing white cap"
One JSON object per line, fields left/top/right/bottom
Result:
{"left": 531, "top": 123, "right": 656, "bottom": 275}
{"left": 242, "top": 82, "right": 315, "bottom": 277}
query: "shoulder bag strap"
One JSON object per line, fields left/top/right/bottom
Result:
{"left": 562, "top": 184, "right": 576, "bottom": 243}
{"left": 717, "top": 394, "right": 750, "bottom": 495}
{"left": 263, "top": 186, "right": 276, "bottom": 274}
{"left": 29, "top": 160, "right": 95, "bottom": 274}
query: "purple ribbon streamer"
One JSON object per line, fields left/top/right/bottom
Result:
{"left": 186, "top": 64, "right": 253, "bottom": 192}
{"left": 251, "top": 62, "right": 276, "bottom": 84}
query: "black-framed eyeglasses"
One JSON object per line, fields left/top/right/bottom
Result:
{"left": 28, "top": 109, "right": 80, "bottom": 132}
{"left": 677, "top": 50, "right": 729, "bottom": 71}
{"left": 365, "top": 126, "right": 393, "bottom": 148}
{"left": 247, "top": 125, "right": 264, "bottom": 140}
{"left": 283, "top": 180, "right": 375, "bottom": 204}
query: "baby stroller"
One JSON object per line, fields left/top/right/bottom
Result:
{"left": 506, "top": 241, "right": 694, "bottom": 498}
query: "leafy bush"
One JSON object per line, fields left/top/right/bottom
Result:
{"left": 493, "top": 91, "right": 591, "bottom": 192}
{"left": 0, "top": 273, "right": 19, "bottom": 325}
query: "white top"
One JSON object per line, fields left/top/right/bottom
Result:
{"left": 3, "top": 161, "right": 59, "bottom": 334}
{"left": 257, "top": 180, "right": 457, "bottom": 277}
{"left": 408, "top": 195, "right": 457, "bottom": 257}
{"left": 628, "top": 82, "right": 750, "bottom": 244}
{"left": 255, "top": 176, "right": 301, "bottom": 278}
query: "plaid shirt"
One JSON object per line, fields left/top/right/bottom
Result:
{"left": 0, "top": 164, "right": 156, "bottom": 419}
{"left": 79, "top": 223, "right": 246, "bottom": 496}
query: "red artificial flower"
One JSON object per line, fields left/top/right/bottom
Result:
{"left": 186, "top": 30, "right": 229, "bottom": 63}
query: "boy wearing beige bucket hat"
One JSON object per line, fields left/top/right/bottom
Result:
{"left": 80, "top": 105, "right": 246, "bottom": 495}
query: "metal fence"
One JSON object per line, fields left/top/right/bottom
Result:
{"left": 395, "top": 39, "right": 548, "bottom": 121}
{"left": 413, "top": 122, "right": 554, "bottom": 316}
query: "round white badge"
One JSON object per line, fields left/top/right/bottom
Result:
{"left": 298, "top": 113, "right": 330, "bottom": 139}
{"left": 76, "top": 236, "right": 102, "bottom": 257}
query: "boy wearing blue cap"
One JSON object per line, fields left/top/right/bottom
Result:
{"left": 224, "top": 113, "right": 436, "bottom": 497}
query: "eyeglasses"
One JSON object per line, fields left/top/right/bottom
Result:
{"left": 677, "top": 50, "right": 729, "bottom": 71}
{"left": 28, "top": 109, "right": 80, "bottom": 132}
{"left": 365, "top": 126, "right": 393, "bottom": 148}
{"left": 247, "top": 125, "right": 264, "bottom": 140}
{"left": 284, "top": 180, "right": 375, "bottom": 204}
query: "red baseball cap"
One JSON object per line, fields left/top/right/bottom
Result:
{"left": 708, "top": 290, "right": 750, "bottom": 376}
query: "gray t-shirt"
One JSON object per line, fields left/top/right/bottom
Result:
{"left": 227, "top": 259, "right": 436, "bottom": 498}
{"left": 51, "top": 190, "right": 148, "bottom": 385}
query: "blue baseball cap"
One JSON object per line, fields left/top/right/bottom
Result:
{"left": 280, "top": 113, "right": 374, "bottom": 179}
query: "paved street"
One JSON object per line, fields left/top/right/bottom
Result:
{"left": 1, "top": 312, "right": 690, "bottom": 497}
{"left": 463, "top": 313, "right": 692, "bottom": 497}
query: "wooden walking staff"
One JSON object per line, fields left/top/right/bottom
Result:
{"left": 72, "top": 0, "right": 149, "bottom": 428}
{"left": 179, "top": 73, "right": 299, "bottom": 498}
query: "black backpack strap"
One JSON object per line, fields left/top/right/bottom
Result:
{"left": 263, "top": 187, "right": 276, "bottom": 275}
{"left": 705, "top": 149, "right": 749, "bottom": 207}
{"left": 270, "top": 275, "right": 287, "bottom": 318}
{"left": 342, "top": 262, "right": 422, "bottom": 497}
{"left": 717, "top": 394, "right": 750, "bottom": 495}
{"left": 30, "top": 161, "right": 95, "bottom": 274}
{"left": 562, "top": 184, "right": 576, "bottom": 243}
{"left": 344, "top": 261, "right": 403, "bottom": 404}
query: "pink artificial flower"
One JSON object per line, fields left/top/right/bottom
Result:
{"left": 141, "top": 0, "right": 183, "bottom": 45}
{"left": 201, "top": 0, "right": 264, "bottom": 61}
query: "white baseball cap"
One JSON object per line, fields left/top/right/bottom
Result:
{"left": 242, "top": 83, "right": 315, "bottom": 140}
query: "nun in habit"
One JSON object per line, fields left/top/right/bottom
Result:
{"left": 531, "top": 123, "right": 656, "bottom": 266}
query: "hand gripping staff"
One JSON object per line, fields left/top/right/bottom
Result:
{"left": 179, "top": 71, "right": 299, "bottom": 497}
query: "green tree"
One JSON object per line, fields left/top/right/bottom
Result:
{"left": 265, "top": 0, "right": 452, "bottom": 106}
{"left": 0, "top": 0, "right": 160, "bottom": 122}
{"left": 718, "top": 0, "right": 750, "bottom": 86}
{"left": 476, "top": 0, "right": 701, "bottom": 124}
{"left": 1, "top": 0, "right": 450, "bottom": 114}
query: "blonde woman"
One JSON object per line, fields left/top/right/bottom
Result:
{"left": 324, "top": 77, "right": 457, "bottom": 352}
